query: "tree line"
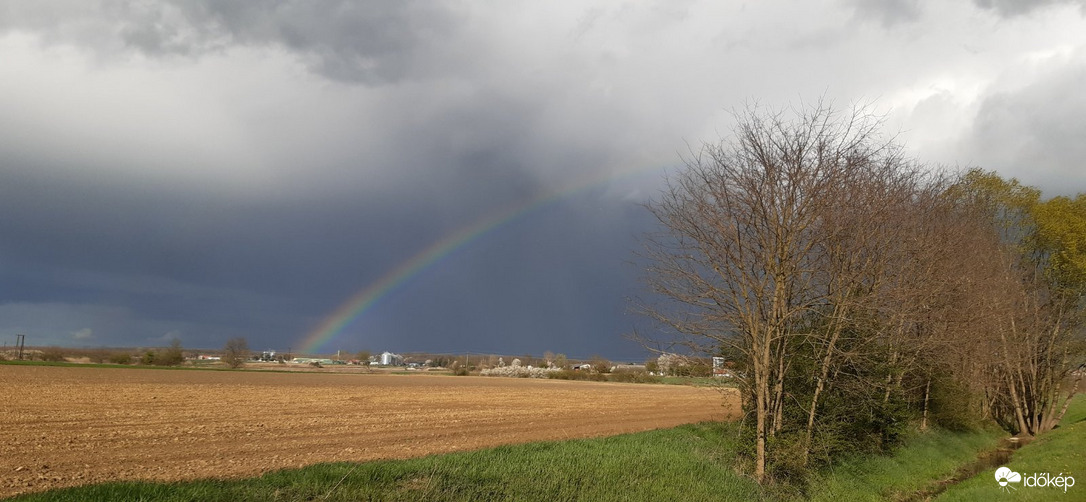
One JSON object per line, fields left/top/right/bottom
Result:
{"left": 639, "top": 102, "right": 1086, "bottom": 483}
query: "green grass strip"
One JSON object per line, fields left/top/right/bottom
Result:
{"left": 0, "top": 359, "right": 330, "bottom": 375}
{"left": 0, "top": 360, "right": 229, "bottom": 371}
{"left": 935, "top": 394, "right": 1086, "bottom": 502}
{"left": 804, "top": 427, "right": 1005, "bottom": 501}
{"left": 7, "top": 423, "right": 765, "bottom": 502}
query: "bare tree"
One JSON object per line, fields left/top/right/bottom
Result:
{"left": 640, "top": 101, "right": 904, "bottom": 482}
{"left": 796, "top": 157, "right": 945, "bottom": 464}
{"left": 223, "top": 337, "right": 250, "bottom": 369}
{"left": 640, "top": 103, "right": 1086, "bottom": 483}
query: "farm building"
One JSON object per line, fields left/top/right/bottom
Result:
{"left": 379, "top": 351, "right": 403, "bottom": 366}
{"left": 290, "top": 357, "right": 336, "bottom": 365}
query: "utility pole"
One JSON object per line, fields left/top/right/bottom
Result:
{"left": 16, "top": 334, "right": 26, "bottom": 360}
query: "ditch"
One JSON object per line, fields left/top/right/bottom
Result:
{"left": 900, "top": 435, "right": 1030, "bottom": 501}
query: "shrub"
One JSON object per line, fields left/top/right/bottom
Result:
{"left": 39, "top": 346, "right": 67, "bottom": 362}
{"left": 554, "top": 353, "right": 569, "bottom": 370}
{"left": 673, "top": 362, "right": 712, "bottom": 377}
{"left": 222, "top": 337, "right": 249, "bottom": 369}
{"left": 607, "top": 369, "right": 662, "bottom": 384}
{"left": 927, "top": 374, "right": 983, "bottom": 431}
{"left": 157, "top": 338, "right": 184, "bottom": 366}
{"left": 547, "top": 369, "right": 607, "bottom": 381}
{"left": 590, "top": 356, "right": 612, "bottom": 374}
{"left": 430, "top": 356, "right": 452, "bottom": 368}
{"left": 763, "top": 432, "right": 811, "bottom": 484}
{"left": 108, "top": 352, "right": 132, "bottom": 365}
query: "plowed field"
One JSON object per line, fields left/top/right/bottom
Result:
{"left": 0, "top": 365, "right": 738, "bottom": 497}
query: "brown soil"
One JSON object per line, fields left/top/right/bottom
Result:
{"left": 0, "top": 365, "right": 737, "bottom": 497}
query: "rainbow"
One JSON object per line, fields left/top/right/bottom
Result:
{"left": 296, "top": 163, "right": 668, "bottom": 354}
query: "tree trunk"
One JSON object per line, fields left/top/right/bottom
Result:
{"left": 883, "top": 342, "right": 900, "bottom": 404}
{"left": 1053, "top": 371, "right": 1082, "bottom": 427}
{"left": 755, "top": 348, "right": 769, "bottom": 483}
{"left": 771, "top": 337, "right": 787, "bottom": 436}
{"left": 802, "top": 314, "right": 844, "bottom": 466}
{"left": 921, "top": 378, "right": 931, "bottom": 431}
{"left": 1038, "top": 315, "right": 1064, "bottom": 432}
{"left": 1000, "top": 323, "right": 1030, "bottom": 435}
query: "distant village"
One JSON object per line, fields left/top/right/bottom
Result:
{"left": 285, "top": 351, "right": 405, "bottom": 367}
{"left": 196, "top": 350, "right": 405, "bottom": 367}
{"left": 194, "top": 349, "right": 735, "bottom": 378}
{"left": 4, "top": 340, "right": 739, "bottom": 380}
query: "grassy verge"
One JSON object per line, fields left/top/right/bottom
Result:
{"left": 7, "top": 423, "right": 764, "bottom": 502}
{"left": 804, "top": 427, "right": 1005, "bottom": 501}
{"left": 934, "top": 394, "right": 1086, "bottom": 501}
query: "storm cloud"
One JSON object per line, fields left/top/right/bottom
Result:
{"left": 1, "top": 1, "right": 1085, "bottom": 359}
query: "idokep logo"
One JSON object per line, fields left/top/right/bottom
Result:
{"left": 1023, "top": 472, "right": 1076, "bottom": 493}
{"left": 996, "top": 466, "right": 1076, "bottom": 494}
{"left": 995, "top": 466, "right": 1021, "bottom": 493}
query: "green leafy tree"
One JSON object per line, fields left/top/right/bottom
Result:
{"left": 1031, "top": 194, "right": 1086, "bottom": 291}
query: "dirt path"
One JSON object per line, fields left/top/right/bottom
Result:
{"left": 0, "top": 365, "right": 737, "bottom": 497}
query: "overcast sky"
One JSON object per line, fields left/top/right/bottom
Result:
{"left": 2, "top": 0, "right": 1085, "bottom": 360}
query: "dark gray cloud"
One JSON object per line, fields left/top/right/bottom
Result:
{"left": 346, "top": 188, "right": 657, "bottom": 360}
{"left": 1, "top": 0, "right": 1084, "bottom": 360}
{"left": 0, "top": 61, "right": 660, "bottom": 354}
{"left": 0, "top": 152, "right": 658, "bottom": 356}
{"left": 1, "top": 0, "right": 473, "bottom": 84}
